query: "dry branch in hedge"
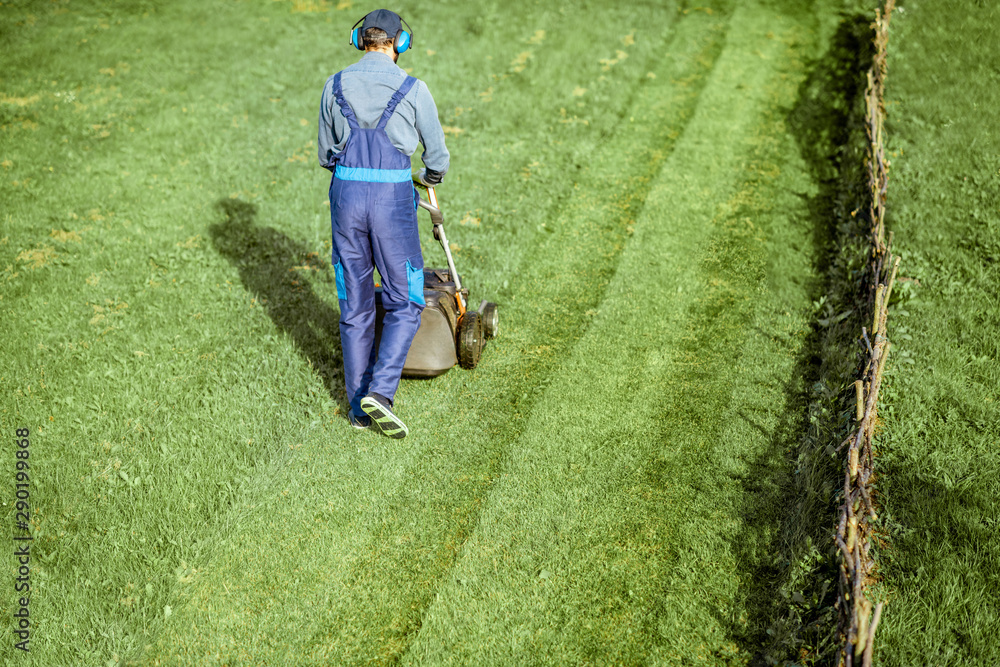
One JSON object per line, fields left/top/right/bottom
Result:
{"left": 835, "top": 2, "right": 896, "bottom": 665}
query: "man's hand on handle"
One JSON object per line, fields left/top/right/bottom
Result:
{"left": 416, "top": 167, "right": 443, "bottom": 188}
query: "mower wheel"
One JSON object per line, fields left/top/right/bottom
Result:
{"left": 481, "top": 302, "right": 499, "bottom": 339}
{"left": 457, "top": 311, "right": 483, "bottom": 369}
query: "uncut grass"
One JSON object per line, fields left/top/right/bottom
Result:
{"left": 871, "top": 2, "right": 1000, "bottom": 664}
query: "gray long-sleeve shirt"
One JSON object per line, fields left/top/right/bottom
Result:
{"left": 318, "top": 51, "right": 449, "bottom": 176}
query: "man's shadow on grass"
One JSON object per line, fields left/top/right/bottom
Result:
{"left": 208, "top": 198, "right": 346, "bottom": 409}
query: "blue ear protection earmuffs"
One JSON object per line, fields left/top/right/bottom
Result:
{"left": 394, "top": 23, "right": 412, "bottom": 54}
{"left": 350, "top": 23, "right": 365, "bottom": 50}
{"left": 350, "top": 13, "right": 413, "bottom": 54}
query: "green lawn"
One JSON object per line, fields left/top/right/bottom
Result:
{"left": 873, "top": 1, "right": 1000, "bottom": 664}
{"left": 6, "top": 0, "right": 986, "bottom": 665}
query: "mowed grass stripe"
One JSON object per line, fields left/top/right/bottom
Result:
{"left": 139, "top": 7, "right": 739, "bottom": 666}
{"left": 399, "top": 4, "right": 827, "bottom": 664}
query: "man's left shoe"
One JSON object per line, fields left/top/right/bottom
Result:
{"left": 360, "top": 393, "right": 408, "bottom": 439}
{"left": 349, "top": 412, "right": 372, "bottom": 430}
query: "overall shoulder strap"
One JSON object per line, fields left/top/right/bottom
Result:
{"left": 332, "top": 72, "right": 360, "bottom": 130}
{"left": 376, "top": 76, "right": 418, "bottom": 130}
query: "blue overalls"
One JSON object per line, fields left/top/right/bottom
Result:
{"left": 329, "top": 72, "right": 425, "bottom": 419}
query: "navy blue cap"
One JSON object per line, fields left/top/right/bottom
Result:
{"left": 361, "top": 9, "right": 403, "bottom": 36}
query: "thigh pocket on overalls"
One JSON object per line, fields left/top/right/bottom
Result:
{"left": 405, "top": 259, "right": 425, "bottom": 306}
{"left": 334, "top": 260, "right": 347, "bottom": 301}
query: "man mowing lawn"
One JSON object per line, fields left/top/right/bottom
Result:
{"left": 318, "top": 8, "right": 450, "bottom": 438}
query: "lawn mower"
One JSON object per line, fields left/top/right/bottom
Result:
{"left": 374, "top": 179, "right": 498, "bottom": 377}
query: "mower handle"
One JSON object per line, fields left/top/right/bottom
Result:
{"left": 413, "top": 177, "right": 463, "bottom": 299}
{"left": 414, "top": 180, "right": 443, "bottom": 226}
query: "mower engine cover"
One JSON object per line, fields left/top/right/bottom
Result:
{"left": 374, "top": 267, "right": 458, "bottom": 377}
